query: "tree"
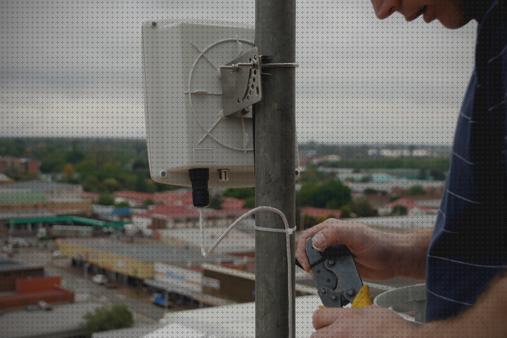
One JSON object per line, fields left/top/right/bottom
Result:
{"left": 63, "top": 163, "right": 76, "bottom": 181}
{"left": 297, "top": 180, "right": 351, "bottom": 209}
{"left": 363, "top": 188, "right": 378, "bottom": 195}
{"left": 143, "top": 199, "right": 155, "bottom": 207}
{"left": 115, "top": 201, "right": 130, "bottom": 208}
{"left": 103, "top": 177, "right": 120, "bottom": 192}
{"left": 348, "top": 198, "right": 378, "bottom": 218}
{"left": 244, "top": 196, "right": 255, "bottom": 208}
{"left": 407, "top": 185, "right": 426, "bottom": 196}
{"left": 391, "top": 205, "right": 408, "bottom": 216}
{"left": 223, "top": 188, "right": 255, "bottom": 200}
{"left": 83, "top": 304, "right": 134, "bottom": 334}
{"left": 98, "top": 193, "right": 115, "bottom": 206}
{"left": 209, "top": 194, "right": 223, "bottom": 209}
{"left": 65, "top": 150, "right": 85, "bottom": 164}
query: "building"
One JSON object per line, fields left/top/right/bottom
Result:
{"left": 0, "top": 276, "right": 74, "bottom": 310}
{"left": 58, "top": 237, "right": 230, "bottom": 288}
{"left": 114, "top": 190, "right": 194, "bottom": 208}
{"left": 5, "top": 216, "right": 127, "bottom": 237}
{"left": 0, "top": 156, "right": 40, "bottom": 177}
{"left": 0, "top": 258, "right": 44, "bottom": 292}
{"left": 345, "top": 179, "right": 444, "bottom": 195}
{"left": 0, "top": 181, "right": 92, "bottom": 221}
{"left": 0, "top": 173, "right": 13, "bottom": 184}
{"left": 0, "top": 259, "right": 74, "bottom": 311}
{"left": 133, "top": 201, "right": 249, "bottom": 231}
{"left": 382, "top": 197, "right": 440, "bottom": 216}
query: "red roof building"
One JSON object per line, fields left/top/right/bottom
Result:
{"left": 386, "top": 197, "right": 439, "bottom": 216}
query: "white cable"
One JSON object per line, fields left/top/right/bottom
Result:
{"left": 198, "top": 206, "right": 296, "bottom": 338}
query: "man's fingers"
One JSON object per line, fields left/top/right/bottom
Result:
{"left": 311, "top": 221, "right": 361, "bottom": 252}
{"left": 371, "top": 0, "right": 399, "bottom": 19}
{"left": 311, "top": 325, "right": 341, "bottom": 338}
{"left": 312, "top": 307, "right": 344, "bottom": 330}
{"left": 295, "top": 220, "right": 337, "bottom": 271}
{"left": 370, "top": 0, "right": 384, "bottom": 14}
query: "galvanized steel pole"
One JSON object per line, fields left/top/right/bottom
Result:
{"left": 254, "top": 0, "right": 296, "bottom": 335}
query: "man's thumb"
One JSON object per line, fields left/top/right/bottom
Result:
{"left": 312, "top": 232, "right": 327, "bottom": 251}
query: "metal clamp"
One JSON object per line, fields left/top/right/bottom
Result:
{"left": 220, "top": 48, "right": 262, "bottom": 117}
{"left": 219, "top": 49, "right": 299, "bottom": 116}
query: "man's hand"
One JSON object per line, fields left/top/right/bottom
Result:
{"left": 296, "top": 218, "right": 431, "bottom": 280}
{"left": 311, "top": 305, "right": 416, "bottom": 338}
{"left": 311, "top": 275, "right": 507, "bottom": 338}
{"left": 371, "top": 0, "right": 400, "bottom": 19}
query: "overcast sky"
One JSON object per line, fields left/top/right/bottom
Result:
{"left": 0, "top": 0, "right": 477, "bottom": 144}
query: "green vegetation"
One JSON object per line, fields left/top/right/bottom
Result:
{"left": 407, "top": 185, "right": 426, "bottom": 196}
{"left": 297, "top": 180, "right": 351, "bottom": 209}
{"left": 320, "top": 158, "right": 449, "bottom": 179}
{"left": 209, "top": 194, "right": 223, "bottom": 209}
{"left": 391, "top": 205, "right": 408, "bottom": 216}
{"left": 223, "top": 188, "right": 255, "bottom": 208}
{"left": 83, "top": 304, "right": 134, "bottom": 334}
{"left": 342, "top": 198, "right": 378, "bottom": 218}
{"left": 143, "top": 199, "right": 155, "bottom": 207}
{"left": 223, "top": 188, "right": 255, "bottom": 200}
{"left": 98, "top": 193, "right": 115, "bottom": 206}
{"left": 0, "top": 138, "right": 176, "bottom": 193}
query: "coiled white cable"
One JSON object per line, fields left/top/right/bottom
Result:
{"left": 198, "top": 206, "right": 296, "bottom": 338}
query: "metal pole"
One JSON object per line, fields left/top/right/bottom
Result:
{"left": 254, "top": 0, "right": 296, "bottom": 335}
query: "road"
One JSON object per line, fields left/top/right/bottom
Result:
{"left": 14, "top": 248, "right": 167, "bottom": 326}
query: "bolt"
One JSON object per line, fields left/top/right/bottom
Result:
{"left": 151, "top": 21, "right": 157, "bottom": 28}
{"left": 160, "top": 170, "right": 167, "bottom": 177}
{"left": 346, "top": 289, "right": 356, "bottom": 298}
{"left": 331, "top": 295, "right": 337, "bottom": 301}
{"left": 320, "top": 288, "right": 327, "bottom": 295}
{"left": 327, "top": 259, "right": 335, "bottom": 266}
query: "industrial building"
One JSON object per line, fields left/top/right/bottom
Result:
{"left": 0, "top": 181, "right": 93, "bottom": 221}
{"left": 0, "top": 259, "right": 74, "bottom": 310}
{"left": 58, "top": 237, "right": 229, "bottom": 287}
{"left": 4, "top": 215, "right": 127, "bottom": 237}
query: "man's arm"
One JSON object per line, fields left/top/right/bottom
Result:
{"left": 311, "top": 273, "right": 507, "bottom": 338}
{"left": 392, "top": 229, "right": 433, "bottom": 280}
{"left": 419, "top": 273, "right": 507, "bottom": 338}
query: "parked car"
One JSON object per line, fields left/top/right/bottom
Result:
{"left": 25, "top": 301, "right": 52, "bottom": 312}
{"left": 92, "top": 274, "right": 108, "bottom": 285}
{"left": 152, "top": 292, "right": 170, "bottom": 308}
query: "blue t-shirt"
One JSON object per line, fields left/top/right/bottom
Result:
{"left": 426, "top": 0, "right": 507, "bottom": 321}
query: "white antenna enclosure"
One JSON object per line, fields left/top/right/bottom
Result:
{"left": 142, "top": 21, "right": 255, "bottom": 188}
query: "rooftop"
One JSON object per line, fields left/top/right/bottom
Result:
{"left": 153, "top": 296, "right": 320, "bottom": 337}
{"left": 0, "top": 191, "right": 46, "bottom": 206}
{"left": 60, "top": 238, "right": 231, "bottom": 265}
{"left": 160, "top": 227, "right": 255, "bottom": 254}
{"left": 138, "top": 204, "right": 249, "bottom": 220}
{"left": 93, "top": 296, "right": 322, "bottom": 338}
{"left": 2, "top": 180, "right": 82, "bottom": 193}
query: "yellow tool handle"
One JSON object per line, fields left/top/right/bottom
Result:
{"left": 351, "top": 285, "right": 373, "bottom": 308}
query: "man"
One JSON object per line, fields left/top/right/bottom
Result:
{"left": 296, "top": 1, "right": 507, "bottom": 337}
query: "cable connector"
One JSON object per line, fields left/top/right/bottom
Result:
{"left": 189, "top": 168, "right": 209, "bottom": 207}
